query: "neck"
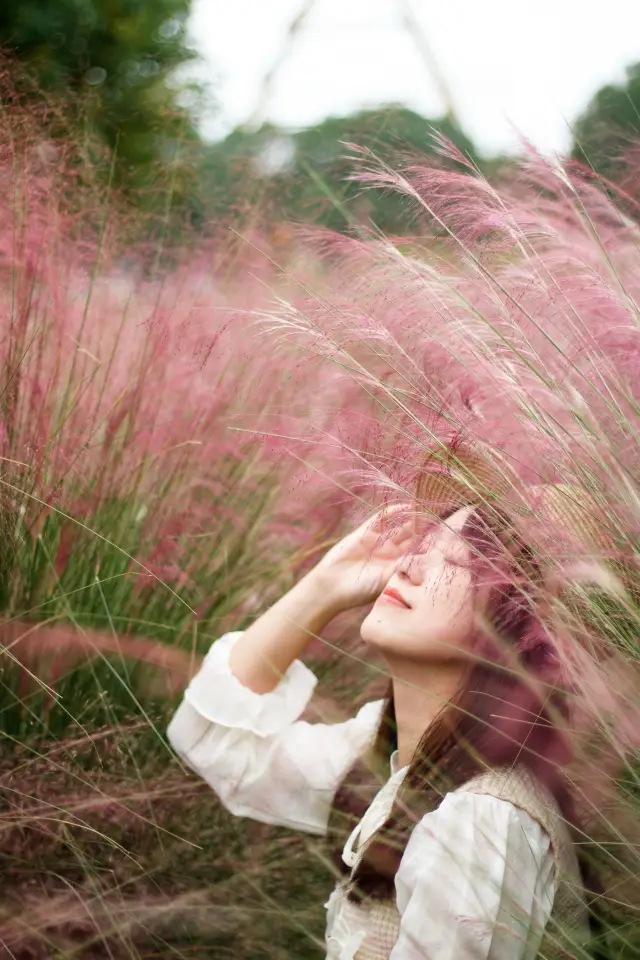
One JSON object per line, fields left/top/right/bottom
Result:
{"left": 386, "top": 656, "right": 467, "bottom": 768}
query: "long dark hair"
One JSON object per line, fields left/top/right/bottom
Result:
{"left": 327, "top": 502, "right": 604, "bottom": 928}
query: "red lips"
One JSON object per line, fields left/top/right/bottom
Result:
{"left": 381, "top": 587, "right": 411, "bottom": 608}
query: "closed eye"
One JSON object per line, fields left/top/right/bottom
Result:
{"left": 441, "top": 538, "right": 472, "bottom": 567}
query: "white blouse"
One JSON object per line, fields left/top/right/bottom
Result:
{"left": 167, "top": 632, "right": 556, "bottom": 960}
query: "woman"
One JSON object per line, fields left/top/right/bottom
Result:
{"left": 168, "top": 476, "right": 596, "bottom": 960}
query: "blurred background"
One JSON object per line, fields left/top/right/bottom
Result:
{"left": 3, "top": 0, "right": 640, "bottom": 237}
{"left": 1, "top": 2, "right": 640, "bottom": 958}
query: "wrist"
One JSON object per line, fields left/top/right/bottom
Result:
{"left": 290, "top": 570, "right": 347, "bottom": 624}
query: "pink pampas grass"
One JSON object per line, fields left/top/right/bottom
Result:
{"left": 258, "top": 143, "right": 640, "bottom": 881}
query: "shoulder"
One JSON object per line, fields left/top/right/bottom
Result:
{"left": 396, "top": 790, "right": 555, "bottom": 900}
{"left": 413, "top": 787, "right": 554, "bottom": 855}
{"left": 453, "top": 765, "right": 571, "bottom": 856}
{"left": 393, "top": 791, "right": 559, "bottom": 954}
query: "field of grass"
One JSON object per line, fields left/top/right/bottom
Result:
{"left": 0, "top": 110, "right": 639, "bottom": 958}
{"left": 0, "top": 105, "right": 377, "bottom": 957}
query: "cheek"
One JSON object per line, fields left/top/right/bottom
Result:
{"left": 360, "top": 567, "right": 479, "bottom": 658}
{"left": 422, "top": 565, "right": 473, "bottom": 618}
{"left": 409, "top": 567, "right": 477, "bottom": 648}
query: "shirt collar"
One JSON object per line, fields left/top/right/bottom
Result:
{"left": 390, "top": 750, "right": 408, "bottom": 778}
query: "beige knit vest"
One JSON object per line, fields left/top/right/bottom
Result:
{"left": 332, "top": 766, "right": 590, "bottom": 960}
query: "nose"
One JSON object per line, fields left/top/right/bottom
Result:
{"left": 396, "top": 549, "right": 427, "bottom": 587}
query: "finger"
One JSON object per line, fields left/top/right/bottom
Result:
{"left": 387, "top": 514, "right": 416, "bottom": 539}
{"left": 365, "top": 508, "right": 416, "bottom": 553}
{"left": 369, "top": 501, "right": 415, "bottom": 533}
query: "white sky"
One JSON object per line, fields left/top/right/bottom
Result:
{"left": 189, "top": 0, "right": 640, "bottom": 156}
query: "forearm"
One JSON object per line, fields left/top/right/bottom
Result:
{"left": 228, "top": 571, "right": 341, "bottom": 693}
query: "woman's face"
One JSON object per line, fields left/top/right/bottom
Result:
{"left": 361, "top": 504, "right": 485, "bottom": 662}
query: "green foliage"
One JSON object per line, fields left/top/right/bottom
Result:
{"left": 200, "top": 106, "right": 479, "bottom": 234}
{"left": 572, "top": 62, "right": 640, "bottom": 178}
{"left": 0, "top": 0, "right": 202, "bottom": 207}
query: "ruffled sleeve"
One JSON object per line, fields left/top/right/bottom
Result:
{"left": 167, "top": 631, "right": 383, "bottom": 835}
{"left": 184, "top": 630, "right": 318, "bottom": 736}
{"left": 390, "top": 792, "right": 556, "bottom": 960}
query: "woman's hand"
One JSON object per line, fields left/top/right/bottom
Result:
{"left": 225, "top": 504, "right": 416, "bottom": 695}
{"left": 307, "top": 503, "right": 416, "bottom": 614}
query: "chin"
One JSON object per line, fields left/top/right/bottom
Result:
{"left": 361, "top": 607, "right": 473, "bottom": 664}
{"left": 360, "top": 608, "right": 404, "bottom": 648}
